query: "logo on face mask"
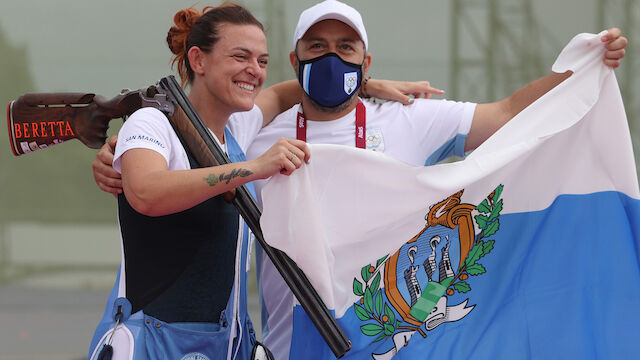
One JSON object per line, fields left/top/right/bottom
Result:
{"left": 345, "top": 72, "right": 358, "bottom": 95}
{"left": 297, "top": 52, "right": 363, "bottom": 108}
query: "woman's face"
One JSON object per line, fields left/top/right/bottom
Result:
{"left": 199, "top": 23, "right": 268, "bottom": 113}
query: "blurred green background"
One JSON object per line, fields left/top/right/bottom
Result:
{"left": 0, "top": 0, "right": 637, "bottom": 359}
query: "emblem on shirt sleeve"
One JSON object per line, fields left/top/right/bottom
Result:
{"left": 350, "top": 185, "right": 505, "bottom": 358}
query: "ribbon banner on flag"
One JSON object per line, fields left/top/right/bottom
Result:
{"left": 261, "top": 32, "right": 640, "bottom": 359}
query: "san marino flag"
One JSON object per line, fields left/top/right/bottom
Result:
{"left": 260, "top": 32, "right": 640, "bottom": 359}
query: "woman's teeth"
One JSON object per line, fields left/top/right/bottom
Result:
{"left": 235, "top": 82, "right": 254, "bottom": 91}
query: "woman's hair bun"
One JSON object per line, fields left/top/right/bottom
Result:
{"left": 166, "top": 7, "right": 201, "bottom": 55}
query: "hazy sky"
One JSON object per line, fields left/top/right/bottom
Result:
{"left": 0, "top": 0, "right": 609, "bottom": 97}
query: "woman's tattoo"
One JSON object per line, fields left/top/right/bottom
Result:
{"left": 203, "top": 168, "right": 253, "bottom": 186}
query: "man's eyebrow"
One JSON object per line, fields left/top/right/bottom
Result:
{"left": 231, "top": 47, "right": 269, "bottom": 57}
{"left": 301, "top": 37, "right": 327, "bottom": 43}
{"left": 301, "top": 37, "right": 359, "bottom": 43}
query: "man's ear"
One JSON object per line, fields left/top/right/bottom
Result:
{"left": 187, "top": 46, "right": 206, "bottom": 76}
{"left": 289, "top": 50, "right": 298, "bottom": 72}
{"left": 362, "top": 52, "right": 372, "bottom": 77}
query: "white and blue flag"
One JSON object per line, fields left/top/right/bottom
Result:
{"left": 260, "top": 32, "right": 640, "bottom": 359}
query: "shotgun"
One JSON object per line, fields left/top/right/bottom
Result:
{"left": 6, "top": 77, "right": 352, "bottom": 358}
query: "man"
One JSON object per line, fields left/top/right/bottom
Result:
{"left": 93, "top": 1, "right": 627, "bottom": 358}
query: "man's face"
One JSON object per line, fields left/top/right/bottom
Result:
{"left": 292, "top": 19, "right": 369, "bottom": 68}
{"left": 290, "top": 19, "right": 371, "bottom": 113}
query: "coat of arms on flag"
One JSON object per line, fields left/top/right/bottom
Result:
{"left": 351, "top": 185, "right": 503, "bottom": 358}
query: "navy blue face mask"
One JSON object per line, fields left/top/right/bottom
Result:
{"left": 297, "top": 52, "right": 363, "bottom": 108}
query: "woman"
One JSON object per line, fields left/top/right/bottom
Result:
{"left": 87, "top": 4, "right": 440, "bottom": 359}
{"left": 88, "top": 4, "right": 310, "bottom": 360}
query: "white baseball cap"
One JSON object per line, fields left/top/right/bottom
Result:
{"left": 293, "top": 0, "right": 368, "bottom": 50}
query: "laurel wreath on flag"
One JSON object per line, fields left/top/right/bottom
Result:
{"left": 352, "top": 255, "right": 405, "bottom": 341}
{"left": 446, "top": 184, "right": 503, "bottom": 295}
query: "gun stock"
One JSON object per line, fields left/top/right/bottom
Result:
{"left": 6, "top": 90, "right": 145, "bottom": 156}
